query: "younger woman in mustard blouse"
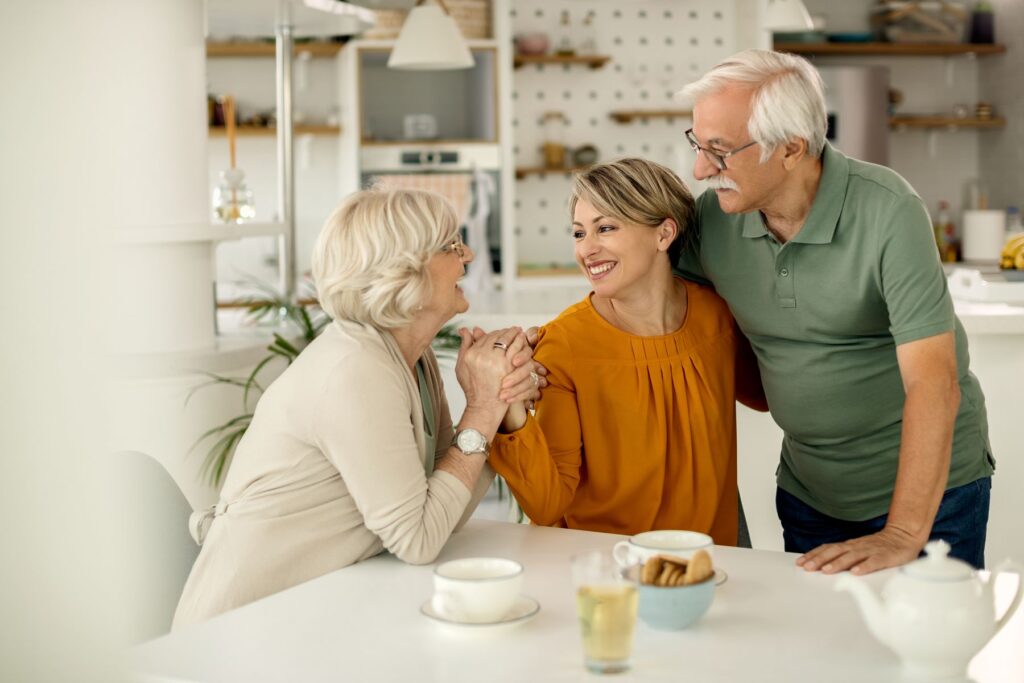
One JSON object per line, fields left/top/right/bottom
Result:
{"left": 491, "top": 158, "right": 766, "bottom": 544}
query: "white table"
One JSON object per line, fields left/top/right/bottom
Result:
{"left": 129, "top": 520, "right": 1023, "bottom": 682}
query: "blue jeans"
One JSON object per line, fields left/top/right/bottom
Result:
{"left": 775, "top": 477, "right": 991, "bottom": 569}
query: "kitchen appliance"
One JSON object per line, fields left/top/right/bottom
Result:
{"left": 817, "top": 65, "right": 890, "bottom": 166}
{"left": 360, "top": 144, "right": 503, "bottom": 274}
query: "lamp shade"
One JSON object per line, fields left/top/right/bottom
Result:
{"left": 764, "top": 0, "right": 813, "bottom": 31}
{"left": 388, "top": 2, "right": 474, "bottom": 70}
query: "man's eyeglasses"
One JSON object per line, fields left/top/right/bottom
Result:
{"left": 441, "top": 236, "right": 467, "bottom": 259}
{"left": 685, "top": 128, "right": 758, "bottom": 171}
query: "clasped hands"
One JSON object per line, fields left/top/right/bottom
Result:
{"left": 455, "top": 326, "right": 547, "bottom": 426}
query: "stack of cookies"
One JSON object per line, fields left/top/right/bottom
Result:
{"left": 639, "top": 550, "right": 714, "bottom": 587}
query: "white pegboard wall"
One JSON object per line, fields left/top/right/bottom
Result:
{"left": 511, "top": 0, "right": 738, "bottom": 268}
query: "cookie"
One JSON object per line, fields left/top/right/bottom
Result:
{"left": 683, "top": 549, "right": 714, "bottom": 585}
{"left": 641, "top": 556, "right": 662, "bottom": 585}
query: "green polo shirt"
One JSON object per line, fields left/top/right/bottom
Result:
{"left": 677, "top": 144, "right": 993, "bottom": 521}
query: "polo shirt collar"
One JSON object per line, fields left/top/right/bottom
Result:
{"left": 739, "top": 142, "right": 849, "bottom": 244}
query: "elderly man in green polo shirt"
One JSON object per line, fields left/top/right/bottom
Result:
{"left": 675, "top": 49, "right": 994, "bottom": 574}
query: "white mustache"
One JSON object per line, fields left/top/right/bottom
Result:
{"left": 705, "top": 176, "right": 739, "bottom": 191}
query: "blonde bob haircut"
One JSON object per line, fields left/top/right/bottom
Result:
{"left": 569, "top": 157, "right": 695, "bottom": 263}
{"left": 312, "top": 187, "right": 459, "bottom": 329}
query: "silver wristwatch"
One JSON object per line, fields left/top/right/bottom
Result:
{"left": 452, "top": 428, "right": 489, "bottom": 457}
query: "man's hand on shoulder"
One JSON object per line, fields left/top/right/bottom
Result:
{"left": 795, "top": 526, "right": 924, "bottom": 575}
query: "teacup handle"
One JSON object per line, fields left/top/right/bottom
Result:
{"left": 431, "top": 591, "right": 466, "bottom": 621}
{"left": 612, "top": 541, "right": 634, "bottom": 567}
{"left": 992, "top": 561, "right": 1024, "bottom": 635}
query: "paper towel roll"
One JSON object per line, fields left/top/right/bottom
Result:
{"left": 962, "top": 210, "right": 1006, "bottom": 262}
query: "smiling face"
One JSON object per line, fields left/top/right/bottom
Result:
{"left": 420, "top": 235, "right": 473, "bottom": 323}
{"left": 690, "top": 84, "right": 788, "bottom": 215}
{"left": 572, "top": 198, "right": 675, "bottom": 299}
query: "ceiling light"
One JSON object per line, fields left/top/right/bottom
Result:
{"left": 388, "top": 0, "right": 474, "bottom": 71}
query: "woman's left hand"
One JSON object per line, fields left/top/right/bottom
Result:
{"left": 466, "top": 326, "right": 548, "bottom": 403}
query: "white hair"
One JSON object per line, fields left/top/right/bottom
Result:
{"left": 311, "top": 187, "right": 458, "bottom": 329}
{"left": 677, "top": 49, "right": 827, "bottom": 161}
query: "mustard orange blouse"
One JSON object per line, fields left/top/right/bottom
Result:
{"left": 490, "top": 280, "right": 766, "bottom": 545}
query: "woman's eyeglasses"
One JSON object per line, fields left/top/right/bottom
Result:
{"left": 441, "top": 236, "right": 467, "bottom": 258}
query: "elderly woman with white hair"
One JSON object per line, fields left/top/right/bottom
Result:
{"left": 173, "top": 188, "right": 540, "bottom": 628}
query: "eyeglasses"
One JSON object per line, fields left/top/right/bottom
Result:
{"left": 441, "top": 235, "right": 467, "bottom": 259}
{"left": 685, "top": 128, "right": 758, "bottom": 171}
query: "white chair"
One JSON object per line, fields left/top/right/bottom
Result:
{"left": 109, "top": 451, "right": 199, "bottom": 642}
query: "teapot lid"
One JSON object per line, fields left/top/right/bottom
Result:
{"left": 901, "top": 540, "right": 973, "bottom": 581}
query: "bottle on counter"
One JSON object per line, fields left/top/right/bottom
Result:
{"left": 934, "top": 200, "right": 959, "bottom": 262}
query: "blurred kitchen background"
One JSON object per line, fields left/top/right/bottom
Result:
{"left": 8, "top": 0, "right": 1024, "bottom": 661}
{"left": 4, "top": 2, "right": 1023, "bottom": 673}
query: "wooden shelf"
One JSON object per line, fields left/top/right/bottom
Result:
{"left": 890, "top": 115, "right": 1006, "bottom": 130}
{"left": 515, "top": 165, "right": 591, "bottom": 180}
{"left": 513, "top": 54, "right": 611, "bottom": 70}
{"left": 609, "top": 109, "right": 693, "bottom": 124}
{"left": 773, "top": 42, "right": 1006, "bottom": 56}
{"left": 209, "top": 125, "right": 341, "bottom": 136}
{"left": 206, "top": 41, "right": 343, "bottom": 58}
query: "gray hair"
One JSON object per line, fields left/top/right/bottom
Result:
{"left": 678, "top": 49, "right": 827, "bottom": 161}
{"left": 311, "top": 188, "right": 458, "bottom": 329}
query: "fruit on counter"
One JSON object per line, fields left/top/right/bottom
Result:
{"left": 999, "top": 233, "right": 1024, "bottom": 271}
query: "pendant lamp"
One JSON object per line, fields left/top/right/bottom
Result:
{"left": 764, "top": 0, "right": 814, "bottom": 31}
{"left": 388, "top": 0, "right": 474, "bottom": 70}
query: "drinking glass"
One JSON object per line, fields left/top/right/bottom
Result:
{"left": 570, "top": 550, "right": 639, "bottom": 674}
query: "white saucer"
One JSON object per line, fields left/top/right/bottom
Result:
{"left": 420, "top": 595, "right": 540, "bottom": 627}
{"left": 714, "top": 569, "right": 728, "bottom": 586}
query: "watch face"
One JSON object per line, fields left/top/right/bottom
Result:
{"left": 456, "top": 429, "right": 487, "bottom": 453}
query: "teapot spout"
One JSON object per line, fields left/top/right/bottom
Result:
{"left": 835, "top": 574, "right": 888, "bottom": 644}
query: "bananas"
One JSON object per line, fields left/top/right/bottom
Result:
{"left": 1000, "top": 233, "right": 1024, "bottom": 271}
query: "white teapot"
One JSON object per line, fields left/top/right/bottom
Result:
{"left": 835, "top": 540, "right": 1022, "bottom": 679}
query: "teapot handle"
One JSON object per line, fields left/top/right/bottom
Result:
{"left": 992, "top": 561, "right": 1024, "bottom": 635}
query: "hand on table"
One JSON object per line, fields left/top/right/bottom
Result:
{"left": 796, "top": 526, "right": 924, "bottom": 575}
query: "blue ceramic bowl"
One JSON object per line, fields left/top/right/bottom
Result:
{"left": 638, "top": 578, "right": 715, "bottom": 630}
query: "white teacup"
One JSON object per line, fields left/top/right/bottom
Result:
{"left": 612, "top": 530, "right": 714, "bottom": 567}
{"left": 431, "top": 557, "right": 523, "bottom": 623}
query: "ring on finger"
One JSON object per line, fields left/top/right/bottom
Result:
{"left": 529, "top": 371, "right": 539, "bottom": 385}
{"left": 492, "top": 341, "right": 509, "bottom": 350}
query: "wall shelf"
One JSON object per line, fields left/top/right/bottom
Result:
{"left": 206, "top": 41, "right": 343, "bottom": 58}
{"left": 609, "top": 109, "right": 693, "bottom": 124}
{"left": 513, "top": 54, "right": 611, "bottom": 70}
{"left": 890, "top": 115, "right": 1006, "bottom": 129}
{"left": 515, "top": 165, "right": 591, "bottom": 180}
{"left": 773, "top": 42, "right": 1006, "bottom": 57}
{"left": 209, "top": 125, "right": 341, "bottom": 136}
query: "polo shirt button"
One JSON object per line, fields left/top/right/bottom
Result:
{"left": 780, "top": 268, "right": 789, "bottom": 277}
